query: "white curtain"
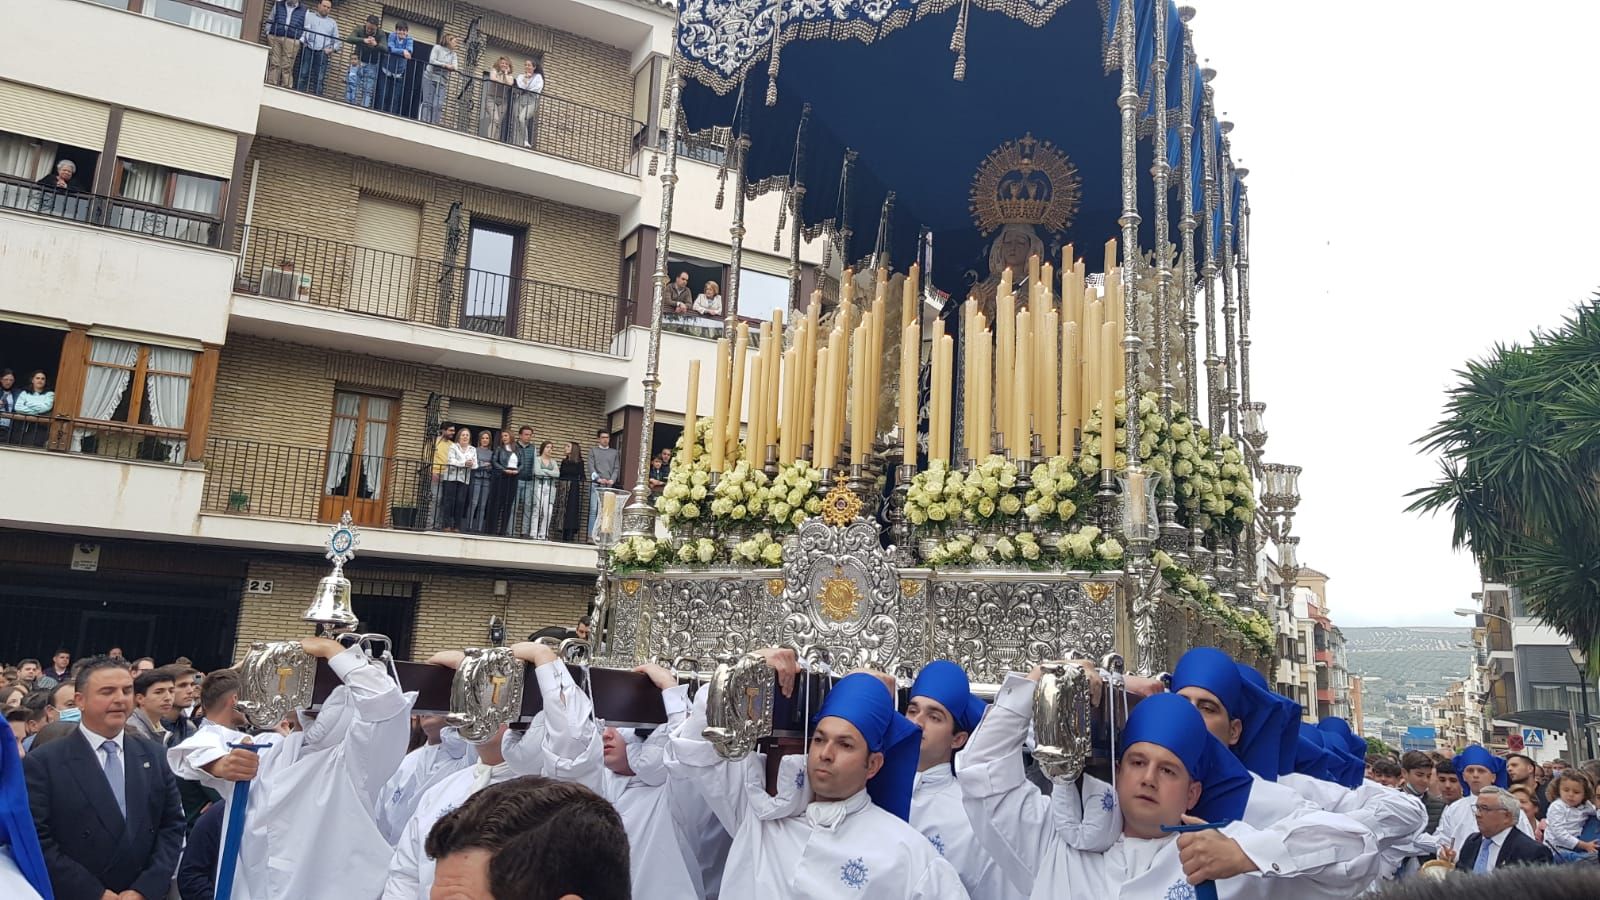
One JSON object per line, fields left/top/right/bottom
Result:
{"left": 360, "top": 397, "right": 391, "bottom": 497}
{"left": 146, "top": 346, "right": 195, "bottom": 463}
{"left": 325, "top": 393, "right": 360, "bottom": 494}
{"left": 172, "top": 173, "right": 221, "bottom": 215}
{"left": 0, "top": 133, "right": 36, "bottom": 179}
{"left": 119, "top": 161, "right": 165, "bottom": 204}
{"left": 72, "top": 338, "right": 139, "bottom": 451}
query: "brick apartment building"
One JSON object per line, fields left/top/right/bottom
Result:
{"left": 0, "top": 0, "right": 821, "bottom": 669}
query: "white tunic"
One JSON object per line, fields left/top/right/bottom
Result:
{"left": 530, "top": 661, "right": 703, "bottom": 899}
{"left": 0, "top": 847, "right": 44, "bottom": 900}
{"left": 1420, "top": 793, "right": 1533, "bottom": 856}
{"left": 1544, "top": 798, "right": 1596, "bottom": 852}
{"left": 168, "top": 646, "right": 413, "bottom": 900}
{"left": 911, "top": 763, "right": 1027, "bottom": 900}
{"left": 667, "top": 690, "right": 969, "bottom": 899}
{"left": 957, "top": 674, "right": 1379, "bottom": 900}
{"left": 376, "top": 726, "right": 474, "bottom": 844}
{"left": 1278, "top": 773, "right": 1426, "bottom": 886}
{"left": 380, "top": 760, "right": 520, "bottom": 900}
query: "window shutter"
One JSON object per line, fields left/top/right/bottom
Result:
{"left": 118, "top": 111, "right": 235, "bottom": 179}
{"left": 0, "top": 80, "right": 109, "bottom": 151}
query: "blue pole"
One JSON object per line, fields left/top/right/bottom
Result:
{"left": 215, "top": 741, "right": 270, "bottom": 900}
{"left": 1162, "top": 819, "right": 1231, "bottom": 900}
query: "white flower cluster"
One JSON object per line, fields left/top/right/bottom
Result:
{"left": 609, "top": 535, "right": 662, "bottom": 570}
{"left": 1170, "top": 426, "right": 1255, "bottom": 537}
{"left": 925, "top": 533, "right": 980, "bottom": 566}
{"left": 1078, "top": 391, "right": 1171, "bottom": 480}
{"left": 1151, "top": 549, "right": 1272, "bottom": 654}
{"left": 1023, "top": 455, "right": 1081, "bottom": 526}
{"left": 674, "top": 536, "right": 718, "bottom": 565}
{"left": 1052, "top": 525, "right": 1124, "bottom": 569}
{"left": 731, "top": 529, "right": 784, "bottom": 566}
{"left": 654, "top": 420, "right": 716, "bottom": 531}
{"left": 906, "top": 455, "right": 1020, "bottom": 528}
{"left": 710, "top": 460, "right": 769, "bottom": 523}
{"left": 764, "top": 460, "right": 826, "bottom": 529}
{"left": 994, "top": 532, "right": 1042, "bottom": 562}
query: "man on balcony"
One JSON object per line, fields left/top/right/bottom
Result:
{"left": 264, "top": 0, "right": 308, "bottom": 89}
{"left": 295, "top": 0, "right": 340, "bottom": 97}
{"left": 344, "top": 15, "right": 386, "bottom": 108}
{"left": 428, "top": 424, "right": 456, "bottom": 530}
{"left": 586, "top": 428, "right": 619, "bottom": 542}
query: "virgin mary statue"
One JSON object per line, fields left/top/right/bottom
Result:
{"left": 964, "top": 133, "right": 1080, "bottom": 322}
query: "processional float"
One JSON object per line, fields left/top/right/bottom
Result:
{"left": 240, "top": 0, "right": 1282, "bottom": 781}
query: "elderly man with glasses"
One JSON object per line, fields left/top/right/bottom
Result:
{"left": 1454, "top": 786, "right": 1552, "bottom": 873}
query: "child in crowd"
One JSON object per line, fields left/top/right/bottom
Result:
{"left": 1543, "top": 770, "right": 1599, "bottom": 863}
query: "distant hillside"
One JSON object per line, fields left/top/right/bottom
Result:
{"left": 1342, "top": 627, "right": 1472, "bottom": 699}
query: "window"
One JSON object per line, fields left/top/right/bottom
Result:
{"left": 74, "top": 337, "right": 196, "bottom": 462}
{"left": 91, "top": 0, "right": 245, "bottom": 39}
{"left": 737, "top": 269, "right": 790, "bottom": 322}
{"left": 324, "top": 392, "right": 395, "bottom": 526}
{"left": 116, "top": 160, "right": 224, "bottom": 216}
{"left": 463, "top": 221, "right": 523, "bottom": 335}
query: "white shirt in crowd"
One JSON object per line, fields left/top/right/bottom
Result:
{"left": 692, "top": 293, "right": 723, "bottom": 316}
{"left": 516, "top": 72, "right": 544, "bottom": 93}
{"left": 169, "top": 646, "right": 412, "bottom": 900}
{"left": 376, "top": 726, "right": 474, "bottom": 844}
{"left": 1544, "top": 797, "right": 1597, "bottom": 852}
{"left": 527, "top": 660, "right": 703, "bottom": 898}
{"left": 428, "top": 44, "right": 458, "bottom": 70}
{"left": 911, "top": 762, "right": 1026, "bottom": 900}
{"left": 667, "top": 689, "right": 967, "bottom": 899}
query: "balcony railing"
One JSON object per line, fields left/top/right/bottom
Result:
{"left": 236, "top": 225, "right": 627, "bottom": 354}
{"left": 203, "top": 436, "right": 585, "bottom": 540}
{"left": 2, "top": 413, "right": 190, "bottom": 464}
{"left": 258, "top": 23, "right": 641, "bottom": 173}
{"left": 0, "top": 174, "right": 222, "bottom": 247}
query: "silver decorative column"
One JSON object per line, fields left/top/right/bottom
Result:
{"left": 1152, "top": 0, "right": 1173, "bottom": 421}
{"left": 1219, "top": 125, "right": 1239, "bottom": 442}
{"left": 724, "top": 128, "right": 748, "bottom": 335}
{"left": 621, "top": 62, "right": 683, "bottom": 539}
{"left": 1200, "top": 73, "right": 1221, "bottom": 452}
{"left": 1236, "top": 177, "right": 1252, "bottom": 417}
{"left": 1178, "top": 8, "right": 1199, "bottom": 420}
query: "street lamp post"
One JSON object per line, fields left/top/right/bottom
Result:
{"left": 1569, "top": 646, "right": 1594, "bottom": 761}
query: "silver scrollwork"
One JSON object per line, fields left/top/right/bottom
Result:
{"left": 447, "top": 647, "right": 525, "bottom": 745}
{"left": 703, "top": 651, "right": 775, "bottom": 760}
{"left": 1032, "top": 661, "right": 1095, "bottom": 783}
{"left": 777, "top": 517, "right": 911, "bottom": 673}
{"left": 235, "top": 640, "right": 315, "bottom": 730}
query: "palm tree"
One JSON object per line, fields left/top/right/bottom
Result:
{"left": 1407, "top": 297, "right": 1600, "bottom": 671}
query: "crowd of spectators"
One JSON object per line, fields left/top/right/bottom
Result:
{"left": 429, "top": 423, "right": 588, "bottom": 541}
{"left": 0, "top": 368, "right": 55, "bottom": 448}
{"left": 263, "top": 1, "right": 546, "bottom": 149}
{"left": 2, "top": 627, "right": 624, "bottom": 900}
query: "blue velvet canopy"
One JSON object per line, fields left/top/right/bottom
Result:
{"left": 674, "top": 0, "right": 1238, "bottom": 295}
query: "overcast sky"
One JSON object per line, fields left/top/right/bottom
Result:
{"left": 1190, "top": 1, "right": 1600, "bottom": 625}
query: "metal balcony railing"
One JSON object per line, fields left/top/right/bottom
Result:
{"left": 203, "top": 436, "right": 585, "bottom": 540}
{"left": 0, "top": 174, "right": 223, "bottom": 247}
{"left": 1, "top": 413, "right": 190, "bottom": 464}
{"left": 258, "top": 21, "right": 641, "bottom": 173}
{"left": 236, "top": 225, "right": 628, "bottom": 354}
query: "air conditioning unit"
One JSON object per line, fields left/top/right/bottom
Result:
{"left": 261, "top": 267, "right": 312, "bottom": 302}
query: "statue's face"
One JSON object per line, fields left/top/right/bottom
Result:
{"left": 1000, "top": 229, "right": 1033, "bottom": 269}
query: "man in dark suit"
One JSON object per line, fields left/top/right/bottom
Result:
{"left": 23, "top": 656, "right": 185, "bottom": 900}
{"left": 1455, "top": 784, "right": 1553, "bottom": 873}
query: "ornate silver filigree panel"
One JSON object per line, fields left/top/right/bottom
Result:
{"left": 927, "top": 574, "right": 1120, "bottom": 689}
{"left": 235, "top": 640, "right": 315, "bottom": 730}
{"left": 777, "top": 517, "right": 914, "bottom": 673}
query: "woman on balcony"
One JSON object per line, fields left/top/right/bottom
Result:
{"left": 466, "top": 429, "right": 495, "bottom": 533}
{"left": 512, "top": 60, "right": 544, "bottom": 149}
{"left": 559, "top": 440, "right": 584, "bottom": 541}
{"left": 481, "top": 57, "right": 515, "bottom": 143}
{"left": 13, "top": 371, "right": 53, "bottom": 448}
{"left": 490, "top": 430, "right": 520, "bottom": 536}
{"left": 420, "top": 34, "right": 459, "bottom": 125}
{"left": 0, "top": 369, "right": 16, "bottom": 444}
{"left": 530, "top": 441, "right": 560, "bottom": 541}
{"left": 441, "top": 427, "right": 475, "bottom": 532}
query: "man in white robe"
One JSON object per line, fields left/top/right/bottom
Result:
{"left": 958, "top": 671, "right": 1372, "bottom": 899}
{"left": 168, "top": 637, "right": 413, "bottom": 900}
{"left": 1418, "top": 745, "right": 1533, "bottom": 860}
{"left": 376, "top": 715, "right": 473, "bottom": 844}
{"left": 1062, "top": 648, "right": 1383, "bottom": 895}
{"left": 905, "top": 660, "right": 1024, "bottom": 900}
{"left": 516, "top": 641, "right": 703, "bottom": 898}
{"left": 667, "top": 648, "right": 969, "bottom": 899}
{"left": 383, "top": 644, "right": 549, "bottom": 900}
